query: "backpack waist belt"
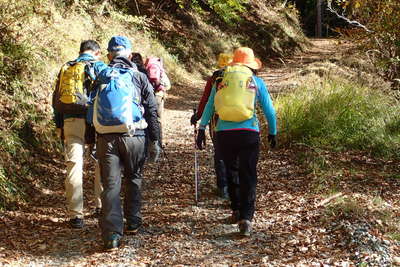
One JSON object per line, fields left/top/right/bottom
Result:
{"left": 97, "top": 129, "right": 146, "bottom": 137}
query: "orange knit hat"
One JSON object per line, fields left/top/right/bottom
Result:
{"left": 230, "top": 47, "right": 262, "bottom": 70}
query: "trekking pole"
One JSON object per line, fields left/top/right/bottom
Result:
{"left": 193, "top": 108, "right": 199, "bottom": 206}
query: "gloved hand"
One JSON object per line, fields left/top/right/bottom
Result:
{"left": 148, "top": 140, "right": 161, "bottom": 163}
{"left": 268, "top": 134, "right": 277, "bottom": 149}
{"left": 196, "top": 129, "right": 206, "bottom": 150}
{"left": 190, "top": 113, "right": 198, "bottom": 126}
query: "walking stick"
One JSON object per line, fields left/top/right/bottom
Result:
{"left": 193, "top": 109, "right": 200, "bottom": 206}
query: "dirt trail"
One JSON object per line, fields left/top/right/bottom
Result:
{"left": 259, "top": 38, "right": 339, "bottom": 93}
{"left": 1, "top": 39, "right": 393, "bottom": 266}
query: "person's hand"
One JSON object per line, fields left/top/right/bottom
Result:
{"left": 196, "top": 129, "right": 206, "bottom": 150}
{"left": 149, "top": 140, "right": 161, "bottom": 163}
{"left": 268, "top": 134, "right": 276, "bottom": 149}
{"left": 190, "top": 113, "right": 198, "bottom": 126}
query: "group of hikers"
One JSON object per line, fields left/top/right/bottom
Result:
{"left": 52, "top": 35, "right": 277, "bottom": 250}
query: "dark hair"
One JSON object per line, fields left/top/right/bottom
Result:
{"left": 131, "top": 52, "right": 144, "bottom": 66}
{"left": 131, "top": 52, "right": 149, "bottom": 76}
{"left": 79, "top": 40, "right": 101, "bottom": 53}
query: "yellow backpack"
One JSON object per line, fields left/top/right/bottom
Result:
{"left": 52, "top": 60, "right": 94, "bottom": 114}
{"left": 214, "top": 65, "right": 257, "bottom": 122}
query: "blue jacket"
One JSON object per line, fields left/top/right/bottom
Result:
{"left": 199, "top": 75, "right": 277, "bottom": 135}
{"left": 53, "top": 53, "right": 107, "bottom": 128}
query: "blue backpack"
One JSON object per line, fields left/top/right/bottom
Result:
{"left": 92, "top": 67, "right": 147, "bottom": 135}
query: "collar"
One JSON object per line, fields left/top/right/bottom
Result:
{"left": 109, "top": 56, "right": 138, "bottom": 70}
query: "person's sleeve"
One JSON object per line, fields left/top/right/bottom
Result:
{"left": 196, "top": 76, "right": 214, "bottom": 118}
{"left": 256, "top": 77, "right": 277, "bottom": 135}
{"left": 53, "top": 110, "right": 64, "bottom": 128}
{"left": 86, "top": 80, "right": 99, "bottom": 125}
{"left": 161, "top": 72, "right": 171, "bottom": 91}
{"left": 138, "top": 73, "right": 160, "bottom": 141}
{"left": 199, "top": 85, "right": 216, "bottom": 130}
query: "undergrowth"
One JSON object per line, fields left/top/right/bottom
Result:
{"left": 276, "top": 75, "right": 400, "bottom": 158}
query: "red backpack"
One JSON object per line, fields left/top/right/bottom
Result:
{"left": 145, "top": 57, "right": 165, "bottom": 91}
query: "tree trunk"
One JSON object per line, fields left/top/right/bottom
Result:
{"left": 316, "top": 0, "right": 322, "bottom": 37}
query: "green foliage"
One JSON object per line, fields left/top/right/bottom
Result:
{"left": 175, "top": 0, "right": 248, "bottom": 24}
{"left": 332, "top": 0, "right": 400, "bottom": 82}
{"left": 276, "top": 77, "right": 400, "bottom": 157}
{"left": 208, "top": 0, "right": 248, "bottom": 24}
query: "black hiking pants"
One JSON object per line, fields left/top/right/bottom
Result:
{"left": 217, "top": 130, "right": 260, "bottom": 221}
{"left": 211, "top": 134, "right": 228, "bottom": 190}
{"left": 96, "top": 133, "right": 146, "bottom": 240}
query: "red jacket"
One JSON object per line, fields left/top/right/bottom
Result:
{"left": 196, "top": 70, "right": 223, "bottom": 118}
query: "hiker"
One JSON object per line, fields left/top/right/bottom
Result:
{"left": 88, "top": 36, "right": 161, "bottom": 250}
{"left": 131, "top": 52, "right": 148, "bottom": 76}
{"left": 190, "top": 53, "right": 234, "bottom": 199}
{"left": 53, "top": 40, "right": 107, "bottom": 228}
{"left": 144, "top": 56, "right": 171, "bottom": 146}
{"left": 196, "top": 47, "right": 277, "bottom": 237}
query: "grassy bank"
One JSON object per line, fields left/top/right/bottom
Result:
{"left": 275, "top": 70, "right": 400, "bottom": 158}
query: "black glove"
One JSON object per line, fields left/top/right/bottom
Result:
{"left": 196, "top": 129, "right": 206, "bottom": 150}
{"left": 190, "top": 113, "right": 198, "bottom": 125}
{"left": 268, "top": 134, "right": 276, "bottom": 149}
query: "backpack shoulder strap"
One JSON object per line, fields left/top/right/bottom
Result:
{"left": 213, "top": 69, "right": 224, "bottom": 90}
{"left": 65, "top": 60, "right": 79, "bottom": 67}
{"left": 83, "top": 60, "right": 97, "bottom": 80}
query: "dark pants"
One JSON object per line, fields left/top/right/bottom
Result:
{"left": 211, "top": 134, "right": 227, "bottom": 189}
{"left": 216, "top": 130, "right": 260, "bottom": 221}
{"left": 96, "top": 134, "right": 146, "bottom": 239}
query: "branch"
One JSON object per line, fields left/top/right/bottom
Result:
{"left": 134, "top": 0, "right": 140, "bottom": 15}
{"left": 326, "top": 0, "right": 372, "bottom": 33}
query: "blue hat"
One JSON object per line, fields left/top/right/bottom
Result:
{"left": 107, "top": 36, "right": 132, "bottom": 52}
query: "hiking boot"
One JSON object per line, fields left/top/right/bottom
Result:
{"left": 69, "top": 217, "right": 84, "bottom": 229}
{"left": 104, "top": 232, "right": 121, "bottom": 251}
{"left": 238, "top": 220, "right": 252, "bottom": 237}
{"left": 225, "top": 210, "right": 240, "bottom": 224}
{"left": 126, "top": 220, "right": 142, "bottom": 234}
